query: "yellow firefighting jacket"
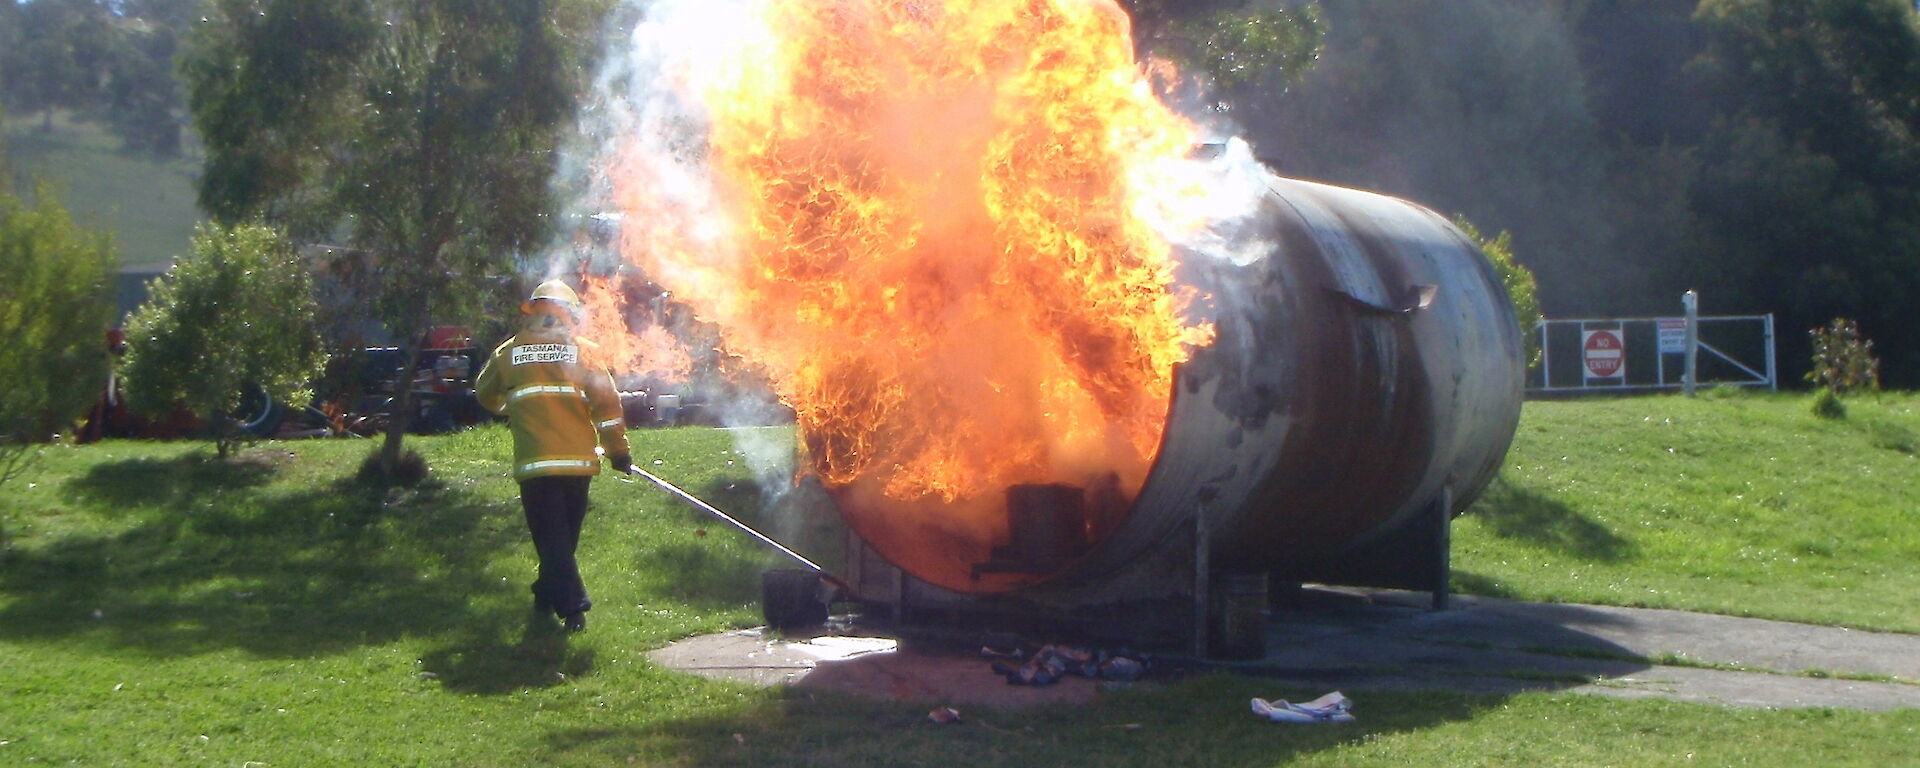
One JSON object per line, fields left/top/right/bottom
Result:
{"left": 473, "top": 323, "right": 629, "bottom": 481}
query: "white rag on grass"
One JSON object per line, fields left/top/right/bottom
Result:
{"left": 1250, "top": 691, "right": 1354, "bottom": 723}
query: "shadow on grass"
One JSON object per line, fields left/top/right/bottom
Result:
{"left": 63, "top": 453, "right": 276, "bottom": 515}
{"left": 646, "top": 540, "right": 763, "bottom": 610}
{"left": 419, "top": 617, "right": 598, "bottom": 695}
{"left": 616, "top": 475, "right": 826, "bottom": 614}
{"left": 0, "top": 454, "right": 522, "bottom": 659}
{"left": 1451, "top": 570, "right": 1520, "bottom": 598}
{"left": 1466, "top": 478, "right": 1634, "bottom": 563}
{"left": 536, "top": 680, "right": 1508, "bottom": 767}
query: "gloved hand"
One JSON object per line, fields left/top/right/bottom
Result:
{"left": 608, "top": 453, "right": 632, "bottom": 474}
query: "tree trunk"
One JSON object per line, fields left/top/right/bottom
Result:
{"left": 374, "top": 297, "right": 435, "bottom": 476}
{"left": 378, "top": 342, "right": 425, "bottom": 479}
{"left": 214, "top": 414, "right": 233, "bottom": 460}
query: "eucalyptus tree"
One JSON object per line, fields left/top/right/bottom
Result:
{"left": 182, "top": 0, "right": 606, "bottom": 478}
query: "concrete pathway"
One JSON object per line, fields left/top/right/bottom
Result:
{"left": 1245, "top": 588, "right": 1920, "bottom": 711}
{"left": 647, "top": 588, "right": 1920, "bottom": 711}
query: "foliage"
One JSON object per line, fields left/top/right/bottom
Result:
{"left": 1216, "top": 0, "right": 1920, "bottom": 386}
{"left": 1121, "top": 1, "right": 1325, "bottom": 95}
{"left": 1184, "top": 4, "right": 1325, "bottom": 93}
{"left": 180, "top": 0, "right": 606, "bottom": 477}
{"left": 0, "top": 0, "right": 190, "bottom": 155}
{"left": 121, "top": 223, "right": 328, "bottom": 459}
{"left": 1810, "top": 387, "right": 1846, "bottom": 419}
{"left": 1248, "top": 0, "right": 1622, "bottom": 316}
{"left": 1567, "top": 0, "right": 1711, "bottom": 148}
{"left": 0, "top": 173, "right": 115, "bottom": 485}
{"left": 1680, "top": 0, "right": 1920, "bottom": 383}
{"left": 1804, "top": 317, "right": 1881, "bottom": 395}
{"left": 1455, "top": 215, "right": 1542, "bottom": 368}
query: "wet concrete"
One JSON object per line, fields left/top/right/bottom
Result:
{"left": 646, "top": 588, "right": 1920, "bottom": 711}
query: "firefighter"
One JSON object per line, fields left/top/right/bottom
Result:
{"left": 474, "top": 279, "right": 631, "bottom": 632}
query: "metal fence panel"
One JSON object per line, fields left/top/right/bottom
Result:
{"left": 1529, "top": 314, "right": 1774, "bottom": 394}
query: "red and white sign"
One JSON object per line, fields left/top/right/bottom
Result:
{"left": 1583, "top": 329, "right": 1625, "bottom": 379}
{"left": 1657, "top": 319, "right": 1687, "bottom": 354}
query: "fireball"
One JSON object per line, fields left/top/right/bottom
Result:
{"left": 611, "top": 0, "right": 1215, "bottom": 590}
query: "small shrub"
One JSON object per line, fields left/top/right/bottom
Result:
{"left": 1805, "top": 318, "right": 1879, "bottom": 395}
{"left": 1811, "top": 388, "right": 1846, "bottom": 420}
{"left": 0, "top": 181, "right": 115, "bottom": 484}
{"left": 122, "top": 224, "right": 328, "bottom": 459}
{"left": 1455, "top": 216, "right": 1542, "bottom": 367}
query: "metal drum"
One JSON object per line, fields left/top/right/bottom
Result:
{"left": 837, "top": 174, "right": 1525, "bottom": 607}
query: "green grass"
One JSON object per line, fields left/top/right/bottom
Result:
{"left": 5, "top": 398, "right": 1920, "bottom": 765}
{"left": 4, "top": 113, "right": 202, "bottom": 270}
{"left": 1454, "top": 390, "right": 1920, "bottom": 632}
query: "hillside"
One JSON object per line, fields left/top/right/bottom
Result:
{"left": 4, "top": 114, "right": 200, "bottom": 271}
{"left": 1456, "top": 390, "right": 1920, "bottom": 632}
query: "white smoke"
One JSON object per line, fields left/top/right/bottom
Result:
{"left": 546, "top": 0, "right": 803, "bottom": 507}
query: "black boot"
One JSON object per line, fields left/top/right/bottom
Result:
{"left": 563, "top": 612, "right": 586, "bottom": 633}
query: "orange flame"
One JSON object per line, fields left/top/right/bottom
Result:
{"left": 578, "top": 275, "right": 695, "bottom": 385}
{"left": 612, "top": 0, "right": 1214, "bottom": 589}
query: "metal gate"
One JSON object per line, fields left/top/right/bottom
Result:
{"left": 1529, "top": 294, "right": 1776, "bottom": 394}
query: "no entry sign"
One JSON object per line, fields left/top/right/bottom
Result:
{"left": 1583, "top": 329, "right": 1625, "bottom": 379}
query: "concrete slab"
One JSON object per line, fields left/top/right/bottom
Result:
{"left": 647, "top": 589, "right": 1920, "bottom": 711}
{"left": 1339, "top": 589, "right": 1920, "bottom": 680}
{"left": 647, "top": 627, "right": 1100, "bottom": 708}
{"left": 1240, "top": 588, "right": 1920, "bottom": 711}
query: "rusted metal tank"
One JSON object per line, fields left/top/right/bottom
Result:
{"left": 839, "top": 173, "right": 1524, "bottom": 622}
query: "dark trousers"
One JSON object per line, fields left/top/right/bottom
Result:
{"left": 520, "top": 476, "right": 593, "bottom": 617}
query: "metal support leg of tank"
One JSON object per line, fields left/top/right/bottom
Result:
{"left": 891, "top": 565, "right": 908, "bottom": 624}
{"left": 1192, "top": 502, "right": 1211, "bottom": 658}
{"left": 1430, "top": 485, "right": 1454, "bottom": 611}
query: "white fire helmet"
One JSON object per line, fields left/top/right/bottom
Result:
{"left": 522, "top": 279, "right": 583, "bottom": 321}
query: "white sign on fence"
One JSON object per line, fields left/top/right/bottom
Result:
{"left": 1658, "top": 319, "right": 1687, "bottom": 354}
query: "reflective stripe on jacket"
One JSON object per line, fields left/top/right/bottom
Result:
{"left": 473, "top": 326, "right": 629, "bottom": 481}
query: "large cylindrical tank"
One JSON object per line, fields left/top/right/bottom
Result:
{"left": 833, "top": 174, "right": 1525, "bottom": 598}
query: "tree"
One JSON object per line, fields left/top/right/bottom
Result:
{"left": 1247, "top": 0, "right": 1622, "bottom": 316}
{"left": 1688, "top": 0, "right": 1920, "bottom": 383}
{"left": 0, "top": 0, "right": 190, "bottom": 155}
{"left": 1122, "top": 0, "right": 1326, "bottom": 94}
{"left": 181, "top": 0, "right": 604, "bottom": 477}
{"left": 121, "top": 223, "right": 327, "bottom": 459}
{"left": 4, "top": 0, "right": 91, "bottom": 130}
{"left": 1566, "top": 0, "right": 1710, "bottom": 147}
{"left": 103, "top": 15, "right": 185, "bottom": 156}
{"left": 0, "top": 5, "right": 19, "bottom": 105}
{"left": 0, "top": 145, "right": 117, "bottom": 484}
{"left": 1456, "top": 215, "right": 1542, "bottom": 368}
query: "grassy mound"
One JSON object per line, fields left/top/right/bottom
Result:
{"left": 1456, "top": 391, "right": 1920, "bottom": 632}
